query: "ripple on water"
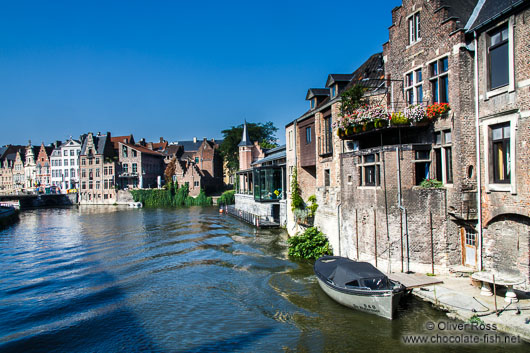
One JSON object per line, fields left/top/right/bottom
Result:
{"left": 0, "top": 208, "right": 528, "bottom": 353}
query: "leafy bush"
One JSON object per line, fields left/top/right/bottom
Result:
{"left": 218, "top": 190, "right": 235, "bottom": 206}
{"left": 288, "top": 227, "right": 332, "bottom": 260}
{"left": 130, "top": 183, "right": 212, "bottom": 207}
{"left": 419, "top": 178, "right": 444, "bottom": 188}
{"left": 290, "top": 168, "right": 304, "bottom": 211}
{"left": 306, "top": 195, "right": 318, "bottom": 218}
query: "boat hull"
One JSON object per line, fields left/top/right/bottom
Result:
{"left": 316, "top": 277, "right": 402, "bottom": 320}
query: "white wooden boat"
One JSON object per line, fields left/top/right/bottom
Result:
{"left": 314, "top": 256, "right": 405, "bottom": 319}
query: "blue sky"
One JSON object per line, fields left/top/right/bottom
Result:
{"left": 0, "top": 0, "right": 401, "bottom": 145}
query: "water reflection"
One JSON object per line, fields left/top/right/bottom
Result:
{"left": 0, "top": 208, "right": 527, "bottom": 352}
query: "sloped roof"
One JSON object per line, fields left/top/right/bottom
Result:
{"left": 121, "top": 143, "right": 165, "bottom": 157}
{"left": 306, "top": 88, "right": 331, "bottom": 100}
{"left": 81, "top": 134, "right": 109, "bottom": 155}
{"left": 111, "top": 135, "right": 134, "bottom": 149}
{"left": 466, "top": 0, "right": 526, "bottom": 32}
{"left": 438, "top": 0, "right": 479, "bottom": 30}
{"left": 343, "top": 52, "right": 385, "bottom": 91}
{"left": 251, "top": 145, "right": 286, "bottom": 166}
{"left": 326, "top": 74, "right": 354, "bottom": 87}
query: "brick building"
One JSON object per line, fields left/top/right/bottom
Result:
{"left": 117, "top": 142, "right": 165, "bottom": 189}
{"left": 35, "top": 142, "right": 54, "bottom": 189}
{"left": 467, "top": 0, "right": 530, "bottom": 285}
{"left": 286, "top": 53, "right": 386, "bottom": 251}
{"left": 79, "top": 132, "right": 118, "bottom": 204}
{"left": 165, "top": 137, "right": 224, "bottom": 194}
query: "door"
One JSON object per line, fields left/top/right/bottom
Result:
{"left": 461, "top": 227, "right": 477, "bottom": 267}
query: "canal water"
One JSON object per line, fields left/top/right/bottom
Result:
{"left": 0, "top": 207, "right": 526, "bottom": 352}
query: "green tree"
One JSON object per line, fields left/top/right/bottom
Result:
{"left": 220, "top": 121, "right": 278, "bottom": 173}
{"left": 339, "top": 84, "right": 367, "bottom": 116}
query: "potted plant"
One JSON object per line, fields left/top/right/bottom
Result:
{"left": 426, "top": 103, "right": 451, "bottom": 120}
{"left": 390, "top": 112, "right": 410, "bottom": 126}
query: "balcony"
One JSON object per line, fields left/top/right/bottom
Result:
{"left": 336, "top": 103, "right": 450, "bottom": 140}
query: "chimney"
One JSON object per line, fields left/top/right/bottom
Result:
{"left": 193, "top": 137, "right": 197, "bottom": 143}
{"left": 98, "top": 132, "right": 101, "bottom": 136}
{"left": 160, "top": 137, "right": 164, "bottom": 143}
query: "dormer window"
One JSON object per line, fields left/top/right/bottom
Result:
{"left": 331, "top": 85, "right": 337, "bottom": 98}
{"left": 310, "top": 99, "right": 316, "bottom": 110}
{"left": 408, "top": 12, "right": 420, "bottom": 45}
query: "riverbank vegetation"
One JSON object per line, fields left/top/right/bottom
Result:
{"left": 288, "top": 227, "right": 332, "bottom": 260}
{"left": 131, "top": 183, "right": 213, "bottom": 207}
{"left": 217, "top": 190, "right": 235, "bottom": 206}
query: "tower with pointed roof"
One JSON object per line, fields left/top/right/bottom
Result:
{"left": 238, "top": 120, "right": 254, "bottom": 171}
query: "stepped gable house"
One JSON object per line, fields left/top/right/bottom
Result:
{"left": 165, "top": 137, "right": 224, "bottom": 194}
{"left": 35, "top": 142, "right": 54, "bottom": 188}
{"left": 79, "top": 132, "right": 117, "bottom": 204}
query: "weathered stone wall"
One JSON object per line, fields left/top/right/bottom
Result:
{"left": 234, "top": 194, "right": 281, "bottom": 223}
{"left": 339, "top": 147, "right": 461, "bottom": 273}
{"left": 476, "top": 8, "right": 530, "bottom": 285}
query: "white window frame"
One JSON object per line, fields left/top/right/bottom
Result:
{"left": 408, "top": 11, "right": 421, "bottom": 45}
{"left": 404, "top": 67, "right": 423, "bottom": 104}
{"left": 481, "top": 112, "right": 518, "bottom": 194}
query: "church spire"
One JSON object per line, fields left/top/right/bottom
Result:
{"left": 238, "top": 120, "right": 253, "bottom": 147}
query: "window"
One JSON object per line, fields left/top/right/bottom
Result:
{"left": 434, "top": 130, "right": 453, "bottom": 184}
{"left": 414, "top": 148, "right": 431, "bottom": 185}
{"left": 132, "top": 149, "right": 137, "bottom": 157}
{"left": 95, "top": 158, "right": 99, "bottom": 164}
{"left": 358, "top": 153, "right": 380, "bottom": 187}
{"left": 408, "top": 12, "right": 421, "bottom": 44}
{"left": 288, "top": 131, "right": 293, "bottom": 150}
{"left": 81, "top": 181, "right": 86, "bottom": 190}
{"left": 321, "top": 116, "right": 333, "bottom": 155}
{"left": 64, "top": 159, "right": 68, "bottom": 166}
{"left": 491, "top": 123, "right": 510, "bottom": 183}
{"left": 96, "top": 181, "right": 100, "bottom": 190}
{"left": 64, "top": 169, "right": 69, "bottom": 177}
{"left": 89, "top": 169, "right": 93, "bottom": 180}
{"left": 96, "top": 168, "right": 100, "bottom": 178}
{"left": 488, "top": 25, "right": 509, "bottom": 90}
{"left": 71, "top": 158, "right": 75, "bottom": 166}
{"left": 310, "top": 99, "right": 316, "bottom": 110}
{"left": 104, "top": 180, "right": 109, "bottom": 189}
{"left": 405, "top": 69, "right": 423, "bottom": 104}
{"left": 122, "top": 145, "right": 128, "bottom": 158}
{"left": 89, "top": 181, "right": 93, "bottom": 189}
{"left": 430, "top": 57, "right": 449, "bottom": 103}
{"left": 70, "top": 150, "right": 74, "bottom": 156}
{"left": 194, "top": 181, "right": 199, "bottom": 187}
{"left": 82, "top": 169, "right": 86, "bottom": 178}
{"left": 306, "top": 127, "right": 312, "bottom": 144}
{"left": 132, "top": 163, "right": 137, "bottom": 174}
{"left": 331, "top": 85, "right": 337, "bottom": 98}
{"left": 70, "top": 168, "right": 75, "bottom": 178}
{"left": 324, "top": 169, "right": 330, "bottom": 187}
{"left": 123, "top": 164, "right": 129, "bottom": 173}
{"left": 81, "top": 158, "right": 86, "bottom": 166}
{"left": 63, "top": 150, "right": 68, "bottom": 156}
{"left": 195, "top": 157, "right": 199, "bottom": 163}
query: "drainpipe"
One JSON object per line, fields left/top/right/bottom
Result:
{"left": 474, "top": 31, "right": 484, "bottom": 271}
{"left": 396, "top": 145, "right": 409, "bottom": 272}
